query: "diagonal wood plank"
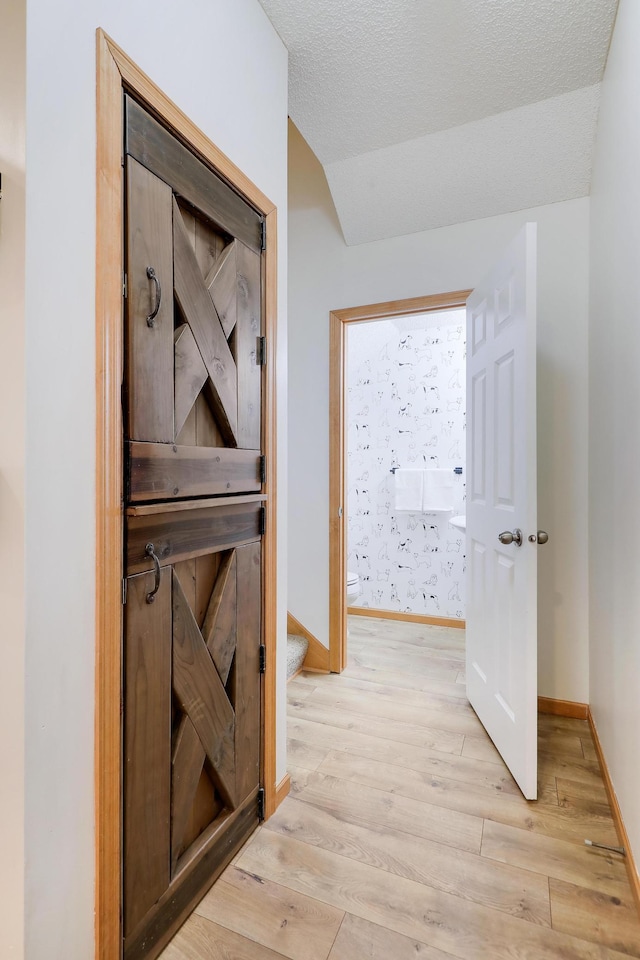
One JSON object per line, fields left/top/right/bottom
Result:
{"left": 202, "top": 551, "right": 237, "bottom": 686}
{"left": 205, "top": 240, "right": 237, "bottom": 339}
{"left": 172, "top": 571, "right": 236, "bottom": 807}
{"left": 171, "top": 715, "right": 209, "bottom": 871}
{"left": 173, "top": 199, "right": 238, "bottom": 446}
{"left": 174, "top": 324, "right": 208, "bottom": 440}
{"left": 172, "top": 551, "right": 240, "bottom": 868}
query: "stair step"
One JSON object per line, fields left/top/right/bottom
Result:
{"left": 287, "top": 633, "right": 309, "bottom": 680}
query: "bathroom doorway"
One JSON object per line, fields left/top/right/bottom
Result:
{"left": 328, "top": 289, "right": 472, "bottom": 672}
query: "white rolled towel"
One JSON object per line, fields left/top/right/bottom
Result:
{"left": 394, "top": 469, "right": 424, "bottom": 512}
{"left": 422, "top": 469, "right": 453, "bottom": 513}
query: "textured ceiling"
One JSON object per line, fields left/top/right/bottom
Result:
{"left": 259, "top": 0, "right": 618, "bottom": 244}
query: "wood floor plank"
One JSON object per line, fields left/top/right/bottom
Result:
{"left": 349, "top": 636, "right": 465, "bottom": 663}
{"left": 237, "top": 830, "right": 632, "bottom": 960}
{"left": 327, "top": 914, "right": 457, "bottom": 960}
{"left": 557, "top": 777, "right": 609, "bottom": 805}
{"left": 538, "top": 715, "right": 591, "bottom": 736}
{"left": 538, "top": 731, "right": 586, "bottom": 759}
{"left": 288, "top": 696, "right": 465, "bottom": 755}
{"left": 287, "top": 679, "right": 317, "bottom": 700}
{"left": 265, "top": 796, "right": 551, "bottom": 925}
{"left": 538, "top": 753, "right": 606, "bottom": 788}
{"left": 195, "top": 865, "right": 344, "bottom": 960}
{"left": 288, "top": 765, "right": 314, "bottom": 796}
{"left": 159, "top": 913, "right": 289, "bottom": 960}
{"left": 344, "top": 664, "right": 468, "bottom": 699}
{"left": 461, "top": 735, "right": 504, "bottom": 765}
{"left": 549, "top": 878, "right": 640, "bottom": 957}
{"left": 286, "top": 737, "right": 329, "bottom": 772}
{"left": 559, "top": 793, "right": 619, "bottom": 825}
{"left": 316, "top": 752, "right": 621, "bottom": 848}
{"left": 481, "top": 820, "right": 629, "bottom": 897}
{"left": 297, "top": 667, "right": 470, "bottom": 706}
{"left": 296, "top": 770, "right": 483, "bottom": 855}
{"left": 347, "top": 646, "right": 464, "bottom": 680}
{"left": 582, "top": 738, "right": 599, "bottom": 762}
{"left": 307, "top": 671, "right": 477, "bottom": 718}
{"left": 299, "top": 684, "right": 487, "bottom": 737}
{"left": 290, "top": 719, "right": 526, "bottom": 800}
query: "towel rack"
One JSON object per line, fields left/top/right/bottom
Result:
{"left": 390, "top": 466, "right": 463, "bottom": 474}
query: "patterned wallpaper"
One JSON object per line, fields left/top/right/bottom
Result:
{"left": 346, "top": 310, "right": 467, "bottom": 620}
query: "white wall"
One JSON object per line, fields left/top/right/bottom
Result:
{"left": 22, "top": 2, "right": 287, "bottom": 957}
{"left": 0, "top": 3, "right": 26, "bottom": 958}
{"left": 589, "top": 0, "right": 640, "bottom": 874}
{"left": 289, "top": 122, "right": 590, "bottom": 704}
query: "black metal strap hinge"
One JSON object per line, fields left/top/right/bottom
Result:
{"left": 257, "top": 336, "right": 267, "bottom": 367}
{"left": 122, "top": 579, "right": 128, "bottom": 605}
{"left": 257, "top": 787, "right": 265, "bottom": 821}
{"left": 259, "top": 644, "right": 266, "bottom": 674}
{"left": 259, "top": 455, "right": 266, "bottom": 485}
{"left": 260, "top": 219, "right": 266, "bottom": 252}
{"left": 260, "top": 506, "right": 266, "bottom": 536}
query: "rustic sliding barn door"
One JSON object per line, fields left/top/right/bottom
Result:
{"left": 122, "top": 96, "right": 266, "bottom": 960}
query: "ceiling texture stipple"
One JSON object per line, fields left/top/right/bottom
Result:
{"left": 258, "top": 0, "right": 618, "bottom": 245}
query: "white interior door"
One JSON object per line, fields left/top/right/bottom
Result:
{"left": 466, "top": 223, "right": 538, "bottom": 799}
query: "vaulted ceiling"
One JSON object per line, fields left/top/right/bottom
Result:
{"left": 258, "top": 0, "right": 618, "bottom": 244}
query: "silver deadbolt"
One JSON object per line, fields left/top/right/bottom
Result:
{"left": 498, "top": 528, "right": 523, "bottom": 547}
{"left": 528, "top": 530, "right": 549, "bottom": 544}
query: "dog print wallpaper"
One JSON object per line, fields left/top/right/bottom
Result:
{"left": 347, "top": 310, "right": 466, "bottom": 620}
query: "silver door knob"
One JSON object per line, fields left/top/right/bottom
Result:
{"left": 528, "top": 531, "right": 549, "bottom": 544}
{"left": 498, "top": 529, "right": 523, "bottom": 547}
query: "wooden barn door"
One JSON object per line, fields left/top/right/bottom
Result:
{"left": 122, "top": 96, "right": 266, "bottom": 960}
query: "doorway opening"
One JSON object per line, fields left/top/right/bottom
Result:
{"left": 329, "top": 290, "right": 471, "bottom": 673}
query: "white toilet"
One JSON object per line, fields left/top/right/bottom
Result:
{"left": 346, "top": 570, "right": 361, "bottom": 606}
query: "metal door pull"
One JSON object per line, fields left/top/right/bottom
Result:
{"left": 145, "top": 542, "right": 161, "bottom": 603}
{"left": 146, "top": 266, "right": 162, "bottom": 327}
{"left": 528, "top": 530, "right": 549, "bottom": 544}
{"left": 498, "top": 529, "right": 523, "bottom": 547}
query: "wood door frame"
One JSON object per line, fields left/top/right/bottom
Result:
{"left": 96, "top": 29, "right": 279, "bottom": 960}
{"left": 329, "top": 290, "right": 472, "bottom": 673}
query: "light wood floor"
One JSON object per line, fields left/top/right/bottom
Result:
{"left": 162, "top": 616, "right": 640, "bottom": 960}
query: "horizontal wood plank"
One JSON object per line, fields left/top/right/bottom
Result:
{"left": 127, "top": 500, "right": 262, "bottom": 575}
{"left": 128, "top": 441, "right": 261, "bottom": 501}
